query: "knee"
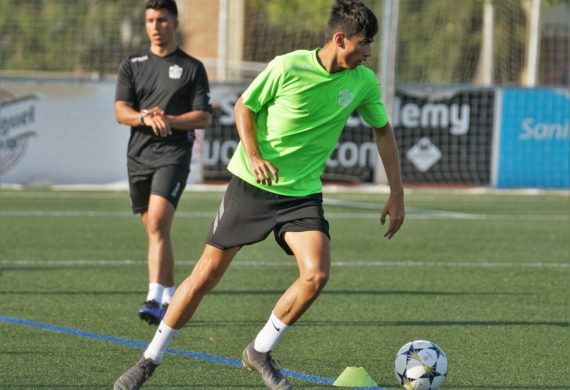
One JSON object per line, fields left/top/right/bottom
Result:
{"left": 146, "top": 216, "right": 168, "bottom": 238}
{"left": 301, "top": 268, "right": 329, "bottom": 294}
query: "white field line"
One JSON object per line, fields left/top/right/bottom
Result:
{"left": 0, "top": 209, "right": 567, "bottom": 221}
{"left": 1, "top": 259, "right": 568, "bottom": 269}
{"left": 0, "top": 210, "right": 210, "bottom": 218}
{"left": 1, "top": 183, "right": 568, "bottom": 196}
{"left": 0, "top": 189, "right": 225, "bottom": 199}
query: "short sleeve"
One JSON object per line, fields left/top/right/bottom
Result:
{"left": 357, "top": 72, "right": 389, "bottom": 128}
{"left": 242, "top": 57, "right": 284, "bottom": 113}
{"left": 115, "top": 59, "right": 136, "bottom": 103}
{"left": 190, "top": 62, "right": 212, "bottom": 113}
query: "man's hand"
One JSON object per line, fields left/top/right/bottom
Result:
{"left": 142, "top": 106, "right": 172, "bottom": 137}
{"left": 247, "top": 155, "right": 279, "bottom": 186}
{"left": 380, "top": 192, "right": 405, "bottom": 239}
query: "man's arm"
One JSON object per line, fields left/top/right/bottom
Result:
{"left": 114, "top": 101, "right": 166, "bottom": 134}
{"left": 373, "top": 121, "right": 405, "bottom": 239}
{"left": 165, "top": 111, "right": 210, "bottom": 131}
{"left": 114, "top": 101, "right": 168, "bottom": 136}
{"left": 233, "top": 96, "right": 278, "bottom": 185}
{"left": 115, "top": 101, "right": 145, "bottom": 127}
{"left": 115, "top": 100, "right": 210, "bottom": 137}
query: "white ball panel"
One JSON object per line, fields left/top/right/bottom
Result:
{"left": 412, "top": 340, "right": 433, "bottom": 349}
{"left": 418, "top": 348, "right": 438, "bottom": 366}
{"left": 411, "top": 378, "right": 431, "bottom": 390}
{"left": 436, "top": 354, "right": 448, "bottom": 374}
{"left": 431, "top": 375, "right": 446, "bottom": 389}
{"left": 397, "top": 341, "right": 413, "bottom": 355}
{"left": 395, "top": 354, "right": 408, "bottom": 374}
{"left": 405, "top": 359, "right": 426, "bottom": 379}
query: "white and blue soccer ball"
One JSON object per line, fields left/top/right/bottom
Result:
{"left": 394, "top": 340, "right": 448, "bottom": 390}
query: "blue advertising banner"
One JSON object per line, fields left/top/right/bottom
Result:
{"left": 496, "top": 88, "right": 570, "bottom": 188}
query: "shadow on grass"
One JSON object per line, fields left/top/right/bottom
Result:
{"left": 183, "top": 318, "right": 568, "bottom": 328}
{"left": 0, "top": 289, "right": 533, "bottom": 297}
{"left": 296, "top": 319, "right": 569, "bottom": 328}
{"left": 0, "top": 290, "right": 142, "bottom": 296}
{"left": 0, "top": 386, "right": 267, "bottom": 389}
{"left": 373, "top": 385, "right": 570, "bottom": 390}
{"left": 214, "top": 289, "right": 532, "bottom": 296}
{"left": 3, "top": 384, "right": 569, "bottom": 389}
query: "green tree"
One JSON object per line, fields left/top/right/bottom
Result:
{"left": 397, "top": 0, "right": 482, "bottom": 84}
{"left": 0, "top": 0, "right": 145, "bottom": 75}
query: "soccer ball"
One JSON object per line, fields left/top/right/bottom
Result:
{"left": 394, "top": 340, "right": 448, "bottom": 390}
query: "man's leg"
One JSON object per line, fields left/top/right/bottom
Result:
{"left": 138, "top": 194, "right": 176, "bottom": 325}
{"left": 273, "top": 230, "right": 330, "bottom": 324}
{"left": 243, "top": 230, "right": 330, "bottom": 390}
{"left": 114, "top": 244, "right": 239, "bottom": 390}
{"left": 162, "top": 244, "right": 240, "bottom": 328}
{"left": 143, "top": 194, "right": 176, "bottom": 287}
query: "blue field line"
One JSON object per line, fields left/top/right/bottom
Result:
{"left": 0, "top": 315, "right": 385, "bottom": 389}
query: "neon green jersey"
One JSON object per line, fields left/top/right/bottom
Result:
{"left": 227, "top": 48, "right": 388, "bottom": 196}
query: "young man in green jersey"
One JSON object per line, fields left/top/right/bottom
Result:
{"left": 114, "top": 1, "right": 404, "bottom": 389}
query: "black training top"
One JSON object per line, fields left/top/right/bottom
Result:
{"left": 115, "top": 48, "right": 212, "bottom": 174}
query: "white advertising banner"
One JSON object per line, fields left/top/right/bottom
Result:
{"left": 0, "top": 79, "right": 210, "bottom": 186}
{"left": 1, "top": 80, "right": 130, "bottom": 185}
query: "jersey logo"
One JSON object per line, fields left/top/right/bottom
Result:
{"left": 130, "top": 55, "right": 148, "bottom": 63}
{"left": 169, "top": 64, "right": 183, "bottom": 79}
{"left": 338, "top": 89, "right": 354, "bottom": 107}
{"left": 291, "top": 64, "right": 311, "bottom": 71}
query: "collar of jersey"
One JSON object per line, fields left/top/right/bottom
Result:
{"left": 312, "top": 48, "right": 352, "bottom": 77}
{"left": 147, "top": 47, "right": 180, "bottom": 60}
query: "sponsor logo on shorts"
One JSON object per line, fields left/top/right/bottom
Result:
{"left": 171, "top": 181, "right": 181, "bottom": 198}
{"left": 213, "top": 197, "right": 225, "bottom": 234}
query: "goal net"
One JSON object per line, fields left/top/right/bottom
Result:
{"left": 1, "top": 0, "right": 568, "bottom": 187}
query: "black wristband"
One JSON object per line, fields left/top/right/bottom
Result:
{"left": 140, "top": 113, "right": 146, "bottom": 126}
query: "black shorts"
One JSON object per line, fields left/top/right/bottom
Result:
{"left": 128, "top": 165, "right": 189, "bottom": 214}
{"left": 206, "top": 176, "right": 330, "bottom": 255}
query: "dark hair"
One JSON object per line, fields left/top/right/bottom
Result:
{"left": 325, "top": 0, "right": 378, "bottom": 41}
{"left": 145, "top": 0, "right": 178, "bottom": 18}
